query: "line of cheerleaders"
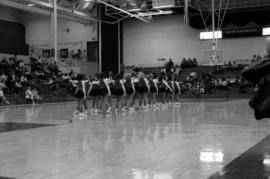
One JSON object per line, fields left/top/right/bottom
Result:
{"left": 72, "top": 71, "right": 182, "bottom": 116}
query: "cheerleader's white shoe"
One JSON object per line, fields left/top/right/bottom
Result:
{"left": 79, "top": 112, "right": 86, "bottom": 117}
{"left": 73, "top": 110, "right": 79, "bottom": 115}
{"left": 106, "top": 107, "right": 112, "bottom": 114}
{"left": 129, "top": 107, "right": 135, "bottom": 112}
{"left": 94, "top": 109, "right": 99, "bottom": 114}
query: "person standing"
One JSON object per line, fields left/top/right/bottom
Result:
{"left": 242, "top": 37, "right": 270, "bottom": 120}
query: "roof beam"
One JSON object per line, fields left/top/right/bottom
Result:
{"left": 24, "top": 0, "right": 92, "bottom": 21}
{"left": 48, "top": 0, "right": 53, "bottom": 5}
{"left": 97, "top": 0, "right": 150, "bottom": 23}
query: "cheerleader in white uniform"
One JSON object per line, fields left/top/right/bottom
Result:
{"left": 173, "top": 76, "right": 181, "bottom": 105}
{"left": 156, "top": 75, "right": 167, "bottom": 108}
{"left": 88, "top": 75, "right": 100, "bottom": 114}
{"left": 136, "top": 72, "right": 150, "bottom": 110}
{"left": 124, "top": 73, "right": 135, "bottom": 111}
{"left": 98, "top": 73, "right": 111, "bottom": 113}
{"left": 166, "top": 76, "right": 174, "bottom": 105}
{"left": 73, "top": 74, "right": 88, "bottom": 116}
{"left": 111, "top": 73, "right": 126, "bottom": 112}
{"left": 147, "top": 73, "right": 158, "bottom": 110}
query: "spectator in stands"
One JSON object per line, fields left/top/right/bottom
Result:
{"left": 167, "top": 59, "right": 174, "bottom": 69}
{"left": 0, "top": 57, "right": 9, "bottom": 70}
{"left": 192, "top": 58, "right": 198, "bottom": 67}
{"left": 20, "top": 75, "right": 27, "bottom": 87}
{"left": 14, "top": 80, "right": 23, "bottom": 94}
{"left": 37, "top": 56, "right": 42, "bottom": 64}
{"left": 44, "top": 77, "right": 54, "bottom": 85}
{"left": 257, "top": 55, "right": 262, "bottom": 62}
{"left": 14, "top": 62, "right": 26, "bottom": 78}
{"left": 165, "top": 59, "right": 174, "bottom": 74}
{"left": 187, "top": 58, "right": 193, "bottom": 67}
{"left": 32, "top": 88, "right": 42, "bottom": 103}
{"left": 69, "top": 70, "right": 76, "bottom": 78}
{"left": 181, "top": 58, "right": 187, "bottom": 68}
{"left": 12, "top": 55, "right": 17, "bottom": 64}
{"left": 238, "top": 77, "right": 247, "bottom": 93}
{"left": 252, "top": 54, "right": 257, "bottom": 63}
{"left": 77, "top": 49, "right": 82, "bottom": 61}
{"left": 25, "top": 86, "right": 35, "bottom": 104}
{"left": 0, "top": 72, "right": 7, "bottom": 83}
{"left": 0, "top": 84, "right": 9, "bottom": 105}
{"left": 190, "top": 69, "right": 198, "bottom": 79}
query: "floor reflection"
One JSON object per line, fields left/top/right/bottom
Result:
{"left": 209, "top": 135, "right": 270, "bottom": 179}
{"left": 0, "top": 122, "right": 54, "bottom": 133}
{"left": 0, "top": 100, "right": 270, "bottom": 179}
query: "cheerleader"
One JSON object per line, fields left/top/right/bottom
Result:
{"left": 148, "top": 73, "right": 158, "bottom": 109}
{"left": 124, "top": 73, "right": 135, "bottom": 111}
{"left": 136, "top": 71, "right": 150, "bottom": 110}
{"left": 166, "top": 76, "right": 174, "bottom": 105}
{"left": 173, "top": 76, "right": 181, "bottom": 105}
{"left": 111, "top": 73, "right": 126, "bottom": 112}
{"left": 106, "top": 71, "right": 114, "bottom": 112}
{"left": 98, "top": 72, "right": 111, "bottom": 113}
{"left": 74, "top": 74, "right": 88, "bottom": 116}
{"left": 88, "top": 74, "right": 100, "bottom": 114}
{"left": 157, "top": 75, "right": 167, "bottom": 108}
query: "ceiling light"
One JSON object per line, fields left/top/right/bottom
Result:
{"left": 127, "top": 8, "right": 141, "bottom": 12}
{"left": 138, "top": 10, "right": 173, "bottom": 17}
{"left": 200, "top": 31, "right": 223, "bottom": 40}
{"left": 263, "top": 27, "right": 270, "bottom": 36}
{"left": 153, "top": 5, "right": 174, "bottom": 9}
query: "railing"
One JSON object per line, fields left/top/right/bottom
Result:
{"left": 190, "top": 0, "right": 270, "bottom": 11}
{"left": 105, "top": 0, "right": 185, "bottom": 17}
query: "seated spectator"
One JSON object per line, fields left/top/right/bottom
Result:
{"left": 165, "top": 59, "right": 174, "bottom": 74}
{"left": 192, "top": 58, "right": 198, "bottom": 67}
{"left": 44, "top": 77, "right": 54, "bottom": 85}
{"left": 14, "top": 62, "right": 26, "bottom": 78}
{"left": 62, "top": 73, "right": 71, "bottom": 80}
{"left": 181, "top": 58, "right": 187, "bottom": 68}
{"left": 251, "top": 54, "right": 257, "bottom": 63}
{"left": 68, "top": 70, "right": 76, "bottom": 78}
{"left": 187, "top": 58, "right": 193, "bottom": 67}
{"left": 0, "top": 57, "right": 9, "bottom": 70}
{"left": 167, "top": 59, "right": 174, "bottom": 69}
{"left": 20, "top": 75, "right": 27, "bottom": 87}
{"left": 0, "top": 73, "right": 7, "bottom": 83}
{"left": 37, "top": 56, "right": 42, "bottom": 64}
{"left": 32, "top": 88, "right": 42, "bottom": 103}
{"left": 11, "top": 55, "right": 17, "bottom": 65}
{"left": 14, "top": 81, "right": 23, "bottom": 94}
{"left": 25, "top": 86, "right": 35, "bottom": 104}
{"left": 257, "top": 55, "right": 262, "bottom": 62}
{"left": 77, "top": 49, "right": 82, "bottom": 61}
{"left": 0, "top": 84, "right": 9, "bottom": 105}
{"left": 190, "top": 70, "right": 198, "bottom": 78}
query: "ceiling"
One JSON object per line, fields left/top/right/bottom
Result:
{"left": 1, "top": 0, "right": 270, "bottom": 28}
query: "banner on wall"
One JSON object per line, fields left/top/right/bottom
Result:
{"left": 60, "top": 48, "right": 68, "bottom": 58}
{"left": 42, "top": 49, "right": 51, "bottom": 58}
{"left": 223, "top": 28, "right": 262, "bottom": 38}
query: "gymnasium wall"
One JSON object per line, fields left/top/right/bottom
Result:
{"left": 123, "top": 15, "right": 266, "bottom": 67}
{"left": 23, "top": 12, "right": 97, "bottom": 52}
{"left": 0, "top": 5, "right": 28, "bottom": 55}
{"left": 0, "top": 5, "right": 22, "bottom": 23}
{"left": 0, "top": 6, "right": 98, "bottom": 53}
